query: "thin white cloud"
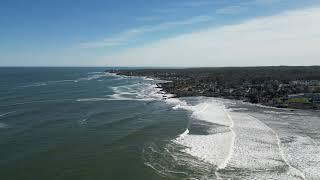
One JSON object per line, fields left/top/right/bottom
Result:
{"left": 151, "top": 8, "right": 181, "bottom": 14}
{"left": 150, "top": 0, "right": 282, "bottom": 16}
{"left": 149, "top": 16, "right": 212, "bottom": 29}
{"left": 151, "top": 1, "right": 223, "bottom": 14}
{"left": 79, "top": 16, "right": 213, "bottom": 48}
{"left": 79, "top": 31, "right": 136, "bottom": 48}
{"left": 176, "top": 1, "right": 220, "bottom": 7}
{"left": 216, "top": 5, "right": 246, "bottom": 14}
{"left": 137, "top": 1, "right": 217, "bottom": 23}
{"left": 152, "top": 1, "right": 216, "bottom": 14}
{"left": 136, "top": 16, "right": 164, "bottom": 22}
{"left": 254, "top": 0, "right": 283, "bottom": 5}
{"left": 104, "top": 7, "right": 320, "bottom": 67}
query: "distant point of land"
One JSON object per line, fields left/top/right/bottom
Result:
{"left": 109, "top": 66, "right": 320, "bottom": 110}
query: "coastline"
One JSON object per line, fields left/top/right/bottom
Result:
{"left": 107, "top": 67, "right": 320, "bottom": 110}
{"left": 140, "top": 83, "right": 318, "bottom": 179}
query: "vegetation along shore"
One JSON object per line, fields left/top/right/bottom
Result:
{"left": 108, "top": 66, "right": 320, "bottom": 110}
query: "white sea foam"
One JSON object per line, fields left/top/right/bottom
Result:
{"left": 263, "top": 110, "right": 310, "bottom": 116}
{"left": 21, "top": 79, "right": 78, "bottom": 88}
{"left": 113, "top": 76, "right": 320, "bottom": 179}
{"left": 78, "top": 74, "right": 107, "bottom": 81}
{"left": 190, "top": 102, "right": 233, "bottom": 127}
{"left": 76, "top": 72, "right": 123, "bottom": 82}
{"left": 48, "top": 80, "right": 75, "bottom": 83}
{"left": 178, "top": 129, "right": 189, "bottom": 138}
{"left": 0, "top": 111, "right": 15, "bottom": 117}
{"left": 5, "top": 99, "right": 74, "bottom": 106}
{"left": 176, "top": 131, "right": 234, "bottom": 167}
{"left": 21, "top": 72, "right": 125, "bottom": 88}
{"left": 79, "top": 118, "right": 88, "bottom": 124}
{"left": 142, "top": 76, "right": 156, "bottom": 81}
{"left": 55, "top": 73, "right": 318, "bottom": 179}
{"left": 173, "top": 100, "right": 235, "bottom": 169}
{"left": 165, "top": 98, "right": 316, "bottom": 179}
{"left": 108, "top": 83, "right": 165, "bottom": 101}
{"left": 267, "top": 122, "right": 320, "bottom": 179}
{"left": 240, "top": 101, "right": 294, "bottom": 110}
{"left": 87, "top": 72, "right": 103, "bottom": 74}
{"left": 77, "top": 98, "right": 111, "bottom": 102}
{"left": 21, "top": 82, "right": 48, "bottom": 87}
{"left": 228, "top": 107, "right": 249, "bottom": 111}
{"left": 104, "top": 72, "right": 133, "bottom": 80}
{"left": 78, "top": 83, "right": 165, "bottom": 102}
{"left": 226, "top": 112, "right": 285, "bottom": 169}
{"left": 284, "top": 136, "right": 320, "bottom": 179}
{"left": 165, "top": 98, "right": 187, "bottom": 109}
{"left": 142, "top": 142, "right": 216, "bottom": 179}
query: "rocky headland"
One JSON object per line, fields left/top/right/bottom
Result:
{"left": 108, "top": 66, "right": 320, "bottom": 110}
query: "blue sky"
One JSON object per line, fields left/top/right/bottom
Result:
{"left": 1, "top": 0, "right": 320, "bottom": 66}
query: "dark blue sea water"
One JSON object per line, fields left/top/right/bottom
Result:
{"left": 0, "top": 68, "right": 191, "bottom": 180}
{"left": 0, "top": 68, "right": 319, "bottom": 180}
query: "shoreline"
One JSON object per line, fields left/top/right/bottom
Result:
{"left": 107, "top": 67, "right": 320, "bottom": 110}
{"left": 111, "top": 72, "right": 309, "bottom": 112}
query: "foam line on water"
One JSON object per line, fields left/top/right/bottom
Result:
{"left": 109, "top": 82, "right": 166, "bottom": 101}
{"left": 0, "top": 111, "right": 15, "bottom": 117}
{"left": 172, "top": 98, "right": 308, "bottom": 178}
{"left": 145, "top": 94, "right": 319, "bottom": 179}
{"left": 165, "top": 98, "right": 188, "bottom": 109}
{"left": 21, "top": 79, "right": 76, "bottom": 88}
{"left": 223, "top": 111, "right": 309, "bottom": 179}
{"left": 173, "top": 100, "right": 235, "bottom": 168}
{"left": 248, "top": 115, "right": 306, "bottom": 179}
{"left": 217, "top": 108, "right": 235, "bottom": 170}
{"left": 142, "top": 142, "right": 216, "bottom": 179}
{"left": 78, "top": 81, "right": 169, "bottom": 102}
{"left": 283, "top": 135, "right": 320, "bottom": 179}
{"left": 227, "top": 112, "right": 285, "bottom": 169}
{"left": 21, "top": 82, "right": 48, "bottom": 87}
{"left": 77, "top": 97, "right": 151, "bottom": 102}
{"left": 0, "top": 99, "right": 74, "bottom": 107}
{"left": 257, "top": 113, "right": 320, "bottom": 179}
{"left": 20, "top": 72, "right": 126, "bottom": 88}
{"left": 178, "top": 129, "right": 189, "bottom": 138}
{"left": 79, "top": 118, "right": 88, "bottom": 124}
{"left": 263, "top": 110, "right": 310, "bottom": 116}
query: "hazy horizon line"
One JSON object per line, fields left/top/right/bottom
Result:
{"left": 1, "top": 65, "right": 319, "bottom": 68}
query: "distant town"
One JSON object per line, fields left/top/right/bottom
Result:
{"left": 110, "top": 66, "right": 320, "bottom": 110}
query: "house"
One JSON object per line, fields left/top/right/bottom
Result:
{"left": 288, "top": 93, "right": 305, "bottom": 99}
{"left": 311, "top": 93, "right": 320, "bottom": 103}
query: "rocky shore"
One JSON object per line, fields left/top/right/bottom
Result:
{"left": 108, "top": 66, "right": 320, "bottom": 110}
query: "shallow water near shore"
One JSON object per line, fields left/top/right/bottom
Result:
{"left": 0, "top": 67, "right": 319, "bottom": 180}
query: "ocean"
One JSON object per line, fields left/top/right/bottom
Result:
{"left": 0, "top": 67, "right": 319, "bottom": 180}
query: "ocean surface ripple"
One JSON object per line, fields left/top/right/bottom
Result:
{"left": 0, "top": 68, "right": 319, "bottom": 180}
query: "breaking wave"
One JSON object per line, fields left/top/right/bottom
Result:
{"left": 0, "top": 111, "right": 15, "bottom": 117}
{"left": 77, "top": 74, "right": 170, "bottom": 102}
{"left": 108, "top": 81, "right": 169, "bottom": 101}
{"left": 143, "top": 98, "right": 236, "bottom": 179}
{"left": 20, "top": 72, "right": 121, "bottom": 88}
{"left": 60, "top": 72, "right": 319, "bottom": 179}
{"left": 144, "top": 95, "right": 318, "bottom": 179}
{"left": 77, "top": 85, "right": 165, "bottom": 102}
{"left": 143, "top": 142, "right": 217, "bottom": 179}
